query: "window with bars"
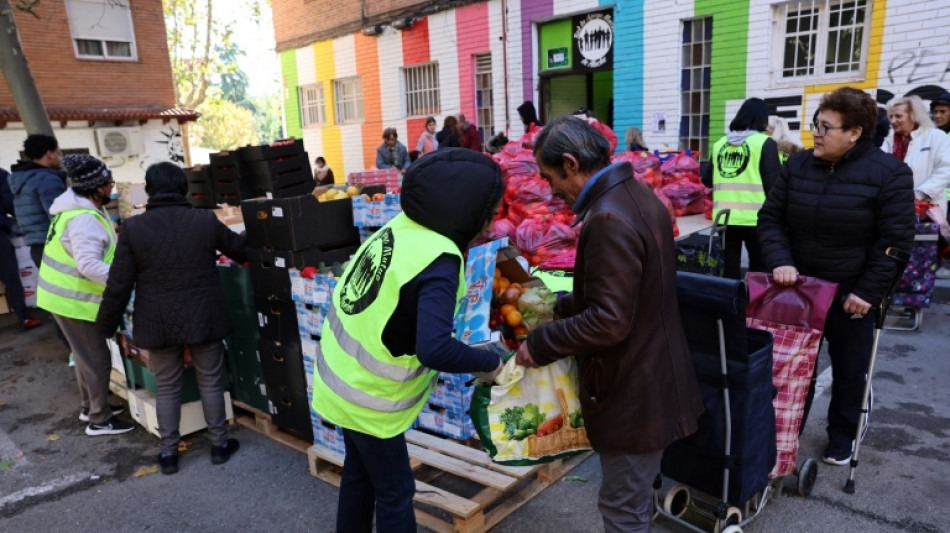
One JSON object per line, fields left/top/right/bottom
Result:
{"left": 679, "top": 17, "right": 712, "bottom": 159}
{"left": 474, "top": 54, "right": 494, "bottom": 142}
{"left": 402, "top": 63, "right": 440, "bottom": 117}
{"left": 65, "top": 0, "right": 137, "bottom": 60}
{"left": 333, "top": 77, "right": 364, "bottom": 125}
{"left": 299, "top": 84, "right": 326, "bottom": 128}
{"left": 776, "top": 0, "right": 869, "bottom": 79}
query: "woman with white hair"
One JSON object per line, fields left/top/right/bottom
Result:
{"left": 883, "top": 96, "right": 950, "bottom": 214}
{"left": 766, "top": 116, "right": 802, "bottom": 163}
{"left": 883, "top": 95, "right": 950, "bottom": 278}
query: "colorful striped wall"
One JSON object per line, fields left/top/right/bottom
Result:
{"left": 277, "top": 0, "right": 939, "bottom": 171}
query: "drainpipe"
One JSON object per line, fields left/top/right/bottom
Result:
{"left": 501, "top": 0, "right": 510, "bottom": 137}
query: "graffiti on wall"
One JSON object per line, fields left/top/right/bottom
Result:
{"left": 886, "top": 49, "right": 950, "bottom": 86}
{"left": 764, "top": 95, "right": 804, "bottom": 132}
{"left": 140, "top": 125, "right": 185, "bottom": 170}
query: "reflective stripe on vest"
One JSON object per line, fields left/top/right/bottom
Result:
{"left": 312, "top": 213, "right": 466, "bottom": 438}
{"left": 711, "top": 133, "right": 769, "bottom": 226}
{"left": 36, "top": 207, "right": 116, "bottom": 322}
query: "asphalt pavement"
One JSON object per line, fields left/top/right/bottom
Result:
{"left": 1, "top": 282, "right": 948, "bottom": 532}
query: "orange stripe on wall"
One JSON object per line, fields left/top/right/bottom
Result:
{"left": 403, "top": 18, "right": 431, "bottom": 147}
{"left": 356, "top": 32, "right": 382, "bottom": 171}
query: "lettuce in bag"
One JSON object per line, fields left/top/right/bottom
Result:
{"left": 516, "top": 286, "right": 556, "bottom": 330}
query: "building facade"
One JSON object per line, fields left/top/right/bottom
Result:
{"left": 0, "top": 0, "right": 196, "bottom": 181}
{"left": 272, "top": 0, "right": 946, "bottom": 178}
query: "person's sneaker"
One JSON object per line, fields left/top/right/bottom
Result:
{"left": 823, "top": 442, "right": 853, "bottom": 466}
{"left": 85, "top": 416, "right": 135, "bottom": 436}
{"left": 936, "top": 267, "right": 950, "bottom": 279}
{"left": 211, "top": 438, "right": 240, "bottom": 465}
{"left": 21, "top": 318, "right": 42, "bottom": 330}
{"left": 157, "top": 453, "right": 179, "bottom": 475}
{"left": 79, "top": 405, "right": 125, "bottom": 422}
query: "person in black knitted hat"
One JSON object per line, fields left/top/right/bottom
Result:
{"left": 932, "top": 92, "right": 950, "bottom": 135}
{"left": 36, "top": 154, "right": 134, "bottom": 437}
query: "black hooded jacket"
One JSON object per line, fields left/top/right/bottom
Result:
{"left": 380, "top": 148, "right": 503, "bottom": 372}
{"left": 517, "top": 101, "right": 541, "bottom": 128}
{"left": 96, "top": 193, "right": 247, "bottom": 348}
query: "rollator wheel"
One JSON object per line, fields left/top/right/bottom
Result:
{"left": 713, "top": 506, "right": 742, "bottom": 533}
{"left": 662, "top": 483, "right": 691, "bottom": 517}
{"left": 797, "top": 458, "right": 818, "bottom": 497}
{"left": 721, "top": 526, "right": 743, "bottom": 533}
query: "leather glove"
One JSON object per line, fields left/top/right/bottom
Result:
{"left": 472, "top": 359, "right": 504, "bottom": 385}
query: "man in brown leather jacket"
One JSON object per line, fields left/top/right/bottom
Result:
{"left": 516, "top": 116, "right": 703, "bottom": 532}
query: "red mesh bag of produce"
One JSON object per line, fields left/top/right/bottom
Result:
{"left": 653, "top": 189, "right": 680, "bottom": 238}
{"left": 539, "top": 249, "right": 576, "bottom": 270}
{"left": 506, "top": 175, "right": 552, "bottom": 205}
{"left": 660, "top": 151, "right": 700, "bottom": 175}
{"left": 661, "top": 180, "right": 708, "bottom": 217}
{"left": 515, "top": 218, "right": 578, "bottom": 266}
{"left": 520, "top": 123, "right": 542, "bottom": 149}
{"left": 662, "top": 170, "right": 703, "bottom": 187}
{"left": 635, "top": 167, "right": 663, "bottom": 189}
{"left": 611, "top": 150, "right": 661, "bottom": 173}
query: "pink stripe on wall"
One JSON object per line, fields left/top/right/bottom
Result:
{"left": 455, "top": 2, "right": 491, "bottom": 122}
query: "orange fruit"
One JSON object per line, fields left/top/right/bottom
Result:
{"left": 495, "top": 277, "right": 510, "bottom": 295}
{"left": 505, "top": 309, "right": 523, "bottom": 327}
{"left": 513, "top": 325, "right": 529, "bottom": 336}
{"left": 494, "top": 268, "right": 502, "bottom": 279}
{"left": 500, "top": 304, "right": 517, "bottom": 316}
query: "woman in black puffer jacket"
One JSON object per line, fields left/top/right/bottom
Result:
{"left": 96, "top": 163, "right": 247, "bottom": 475}
{"left": 758, "top": 87, "right": 915, "bottom": 467}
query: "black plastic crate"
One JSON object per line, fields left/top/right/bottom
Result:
{"left": 266, "top": 387, "right": 314, "bottom": 442}
{"left": 223, "top": 336, "right": 269, "bottom": 413}
{"left": 273, "top": 179, "right": 316, "bottom": 199}
{"left": 257, "top": 338, "right": 307, "bottom": 399}
{"left": 238, "top": 139, "right": 304, "bottom": 162}
{"left": 246, "top": 244, "right": 358, "bottom": 300}
{"left": 242, "top": 193, "right": 359, "bottom": 251}
{"left": 253, "top": 297, "right": 299, "bottom": 345}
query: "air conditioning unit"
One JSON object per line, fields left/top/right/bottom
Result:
{"left": 95, "top": 127, "right": 144, "bottom": 157}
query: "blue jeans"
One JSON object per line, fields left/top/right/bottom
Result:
{"left": 337, "top": 428, "right": 415, "bottom": 533}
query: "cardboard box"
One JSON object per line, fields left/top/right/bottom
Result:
{"left": 289, "top": 269, "right": 338, "bottom": 307}
{"left": 107, "top": 337, "right": 124, "bottom": 374}
{"left": 350, "top": 194, "right": 402, "bottom": 227}
{"left": 454, "top": 239, "right": 542, "bottom": 347}
{"left": 241, "top": 193, "right": 359, "bottom": 252}
{"left": 311, "top": 411, "right": 346, "bottom": 455}
{"left": 266, "top": 385, "right": 314, "bottom": 442}
{"left": 237, "top": 138, "right": 304, "bottom": 162}
{"left": 108, "top": 368, "right": 128, "bottom": 400}
{"left": 127, "top": 388, "right": 233, "bottom": 439}
{"left": 415, "top": 403, "right": 476, "bottom": 440}
{"left": 346, "top": 169, "right": 401, "bottom": 192}
{"left": 295, "top": 302, "right": 326, "bottom": 338}
{"left": 116, "top": 182, "right": 147, "bottom": 219}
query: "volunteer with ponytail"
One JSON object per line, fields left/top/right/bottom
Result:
{"left": 312, "top": 148, "right": 504, "bottom": 533}
{"left": 37, "top": 155, "right": 133, "bottom": 436}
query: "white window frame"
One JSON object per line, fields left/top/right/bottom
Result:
{"left": 333, "top": 77, "right": 364, "bottom": 125}
{"left": 65, "top": 0, "right": 138, "bottom": 61}
{"left": 474, "top": 53, "right": 494, "bottom": 142}
{"left": 771, "top": 0, "right": 871, "bottom": 85}
{"left": 299, "top": 84, "right": 326, "bottom": 128}
{"left": 401, "top": 62, "right": 440, "bottom": 117}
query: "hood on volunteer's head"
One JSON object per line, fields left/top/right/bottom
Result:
{"left": 400, "top": 148, "right": 503, "bottom": 252}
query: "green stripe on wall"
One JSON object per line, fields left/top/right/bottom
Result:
{"left": 696, "top": 0, "right": 749, "bottom": 138}
{"left": 280, "top": 49, "right": 302, "bottom": 139}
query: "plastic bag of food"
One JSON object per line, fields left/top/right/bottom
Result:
{"left": 516, "top": 286, "right": 557, "bottom": 330}
{"left": 661, "top": 180, "right": 708, "bottom": 216}
{"left": 515, "top": 219, "right": 577, "bottom": 266}
{"left": 660, "top": 151, "right": 700, "bottom": 175}
{"left": 470, "top": 356, "right": 591, "bottom": 465}
{"left": 653, "top": 189, "right": 679, "bottom": 238}
{"left": 612, "top": 150, "right": 661, "bottom": 173}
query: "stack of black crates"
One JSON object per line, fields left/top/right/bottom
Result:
{"left": 194, "top": 139, "right": 315, "bottom": 208}
{"left": 218, "top": 263, "right": 269, "bottom": 413}
{"left": 241, "top": 192, "right": 361, "bottom": 441}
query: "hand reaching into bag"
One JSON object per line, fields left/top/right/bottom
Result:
{"left": 472, "top": 359, "right": 505, "bottom": 384}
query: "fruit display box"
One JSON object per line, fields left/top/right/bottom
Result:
{"left": 454, "top": 239, "right": 543, "bottom": 351}
{"left": 289, "top": 269, "right": 337, "bottom": 307}
{"left": 351, "top": 194, "right": 402, "bottom": 227}
{"left": 241, "top": 193, "right": 359, "bottom": 251}
{"left": 296, "top": 302, "right": 326, "bottom": 339}
{"left": 415, "top": 403, "right": 476, "bottom": 440}
{"left": 346, "top": 169, "right": 401, "bottom": 192}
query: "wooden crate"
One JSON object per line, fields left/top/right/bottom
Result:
{"left": 308, "top": 428, "right": 589, "bottom": 533}
{"left": 214, "top": 205, "right": 244, "bottom": 227}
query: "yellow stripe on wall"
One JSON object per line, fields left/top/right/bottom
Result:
{"left": 315, "top": 40, "right": 344, "bottom": 182}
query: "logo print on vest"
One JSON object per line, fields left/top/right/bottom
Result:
{"left": 339, "top": 227, "right": 394, "bottom": 315}
{"left": 717, "top": 142, "right": 751, "bottom": 179}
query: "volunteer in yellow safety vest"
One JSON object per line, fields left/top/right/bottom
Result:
{"left": 37, "top": 154, "right": 134, "bottom": 436}
{"left": 312, "top": 148, "right": 504, "bottom": 532}
{"left": 702, "top": 98, "right": 783, "bottom": 279}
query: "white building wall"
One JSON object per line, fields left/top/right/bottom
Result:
{"left": 376, "top": 27, "right": 405, "bottom": 140}
{"left": 333, "top": 35, "right": 364, "bottom": 178}
{"left": 641, "top": 2, "right": 685, "bottom": 151}
{"left": 296, "top": 45, "right": 316, "bottom": 86}
{"left": 428, "top": 10, "right": 461, "bottom": 120}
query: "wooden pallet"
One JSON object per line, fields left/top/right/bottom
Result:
{"left": 231, "top": 399, "right": 312, "bottom": 455}
{"left": 308, "top": 428, "right": 590, "bottom": 533}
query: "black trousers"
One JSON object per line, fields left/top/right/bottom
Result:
{"left": 800, "top": 304, "right": 876, "bottom": 450}
{"left": 723, "top": 225, "right": 765, "bottom": 280}
{"left": 0, "top": 229, "right": 29, "bottom": 321}
{"left": 337, "top": 428, "right": 415, "bottom": 533}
